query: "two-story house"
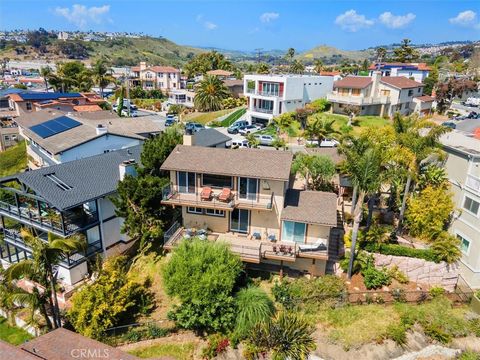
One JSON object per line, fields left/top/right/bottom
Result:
{"left": 243, "top": 74, "right": 334, "bottom": 126}
{"left": 160, "top": 145, "right": 342, "bottom": 276}
{"left": 130, "top": 62, "right": 181, "bottom": 92}
{"left": 368, "top": 63, "right": 431, "bottom": 83}
{"left": 15, "top": 109, "right": 161, "bottom": 168}
{"left": 0, "top": 147, "right": 140, "bottom": 285}
{"left": 327, "top": 73, "right": 432, "bottom": 117}
{"left": 441, "top": 131, "right": 480, "bottom": 288}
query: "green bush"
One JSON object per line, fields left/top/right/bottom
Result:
{"left": 146, "top": 324, "right": 169, "bottom": 339}
{"left": 362, "top": 266, "right": 391, "bottom": 290}
{"left": 459, "top": 350, "right": 480, "bottom": 360}
{"left": 431, "top": 232, "right": 462, "bottom": 264}
{"left": 124, "top": 329, "right": 142, "bottom": 342}
{"left": 391, "top": 288, "right": 407, "bottom": 303}
{"left": 429, "top": 287, "right": 445, "bottom": 298}
{"left": 387, "top": 266, "right": 409, "bottom": 284}
{"left": 363, "top": 243, "right": 438, "bottom": 263}
{"left": 339, "top": 251, "right": 374, "bottom": 275}
{"left": 424, "top": 324, "right": 452, "bottom": 344}
{"left": 386, "top": 323, "right": 407, "bottom": 345}
{"left": 201, "top": 334, "right": 230, "bottom": 359}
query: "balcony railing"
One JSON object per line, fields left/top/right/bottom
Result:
{"left": 246, "top": 88, "right": 283, "bottom": 97}
{"left": 466, "top": 174, "right": 480, "bottom": 194}
{"left": 327, "top": 93, "right": 390, "bottom": 105}
{"left": 252, "top": 107, "right": 274, "bottom": 114}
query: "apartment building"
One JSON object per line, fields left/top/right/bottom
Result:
{"left": 160, "top": 145, "right": 342, "bottom": 276}
{"left": 368, "top": 62, "right": 431, "bottom": 83}
{"left": 130, "top": 62, "right": 181, "bottom": 92}
{"left": 0, "top": 147, "right": 141, "bottom": 285}
{"left": 14, "top": 109, "right": 160, "bottom": 168}
{"left": 327, "top": 73, "right": 432, "bottom": 117}
{"left": 243, "top": 74, "right": 334, "bottom": 125}
{"left": 441, "top": 131, "right": 480, "bottom": 288}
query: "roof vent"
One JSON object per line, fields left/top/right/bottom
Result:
{"left": 96, "top": 124, "right": 108, "bottom": 135}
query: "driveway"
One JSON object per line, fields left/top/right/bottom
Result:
{"left": 136, "top": 110, "right": 166, "bottom": 131}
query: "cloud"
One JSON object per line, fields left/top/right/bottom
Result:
{"left": 449, "top": 10, "right": 477, "bottom": 27}
{"left": 196, "top": 14, "right": 218, "bottom": 30}
{"left": 260, "top": 12, "right": 279, "bottom": 23}
{"left": 54, "top": 4, "right": 111, "bottom": 28}
{"left": 379, "top": 12, "right": 416, "bottom": 29}
{"left": 335, "top": 10, "right": 374, "bottom": 32}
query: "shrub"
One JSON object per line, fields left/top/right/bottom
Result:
{"left": 386, "top": 323, "right": 407, "bottom": 345}
{"left": 340, "top": 251, "right": 374, "bottom": 275}
{"left": 391, "top": 288, "right": 407, "bottom": 303}
{"left": 363, "top": 243, "right": 438, "bottom": 263}
{"left": 362, "top": 266, "right": 391, "bottom": 290}
{"left": 431, "top": 232, "right": 462, "bottom": 264}
{"left": 146, "top": 324, "right": 169, "bottom": 339}
{"left": 201, "top": 334, "right": 230, "bottom": 359}
{"left": 124, "top": 329, "right": 142, "bottom": 342}
{"left": 459, "top": 350, "right": 480, "bottom": 360}
{"left": 424, "top": 324, "right": 452, "bottom": 344}
{"left": 429, "top": 287, "right": 445, "bottom": 298}
{"left": 387, "top": 265, "right": 409, "bottom": 284}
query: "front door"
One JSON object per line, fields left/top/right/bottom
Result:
{"left": 230, "top": 209, "right": 249, "bottom": 233}
{"left": 238, "top": 177, "right": 258, "bottom": 201}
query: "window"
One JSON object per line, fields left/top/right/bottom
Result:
{"left": 205, "top": 208, "right": 225, "bottom": 217}
{"left": 178, "top": 171, "right": 196, "bottom": 193}
{"left": 457, "top": 234, "right": 470, "bottom": 254}
{"left": 351, "top": 89, "right": 361, "bottom": 96}
{"left": 202, "top": 174, "right": 232, "bottom": 188}
{"left": 187, "top": 207, "right": 203, "bottom": 214}
{"left": 463, "top": 196, "right": 479, "bottom": 215}
{"left": 408, "top": 90, "right": 414, "bottom": 96}
{"left": 282, "top": 221, "right": 306, "bottom": 244}
{"left": 380, "top": 89, "right": 390, "bottom": 96}
{"left": 417, "top": 88, "right": 421, "bottom": 93}
{"left": 26, "top": 102, "right": 32, "bottom": 110}
{"left": 3, "top": 135, "right": 9, "bottom": 141}
{"left": 238, "top": 177, "right": 258, "bottom": 200}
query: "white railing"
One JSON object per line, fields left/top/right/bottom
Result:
{"left": 327, "top": 93, "right": 390, "bottom": 105}
{"left": 466, "top": 174, "right": 480, "bottom": 193}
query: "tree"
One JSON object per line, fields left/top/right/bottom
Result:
{"left": 272, "top": 112, "right": 295, "bottom": 136}
{"left": 68, "top": 256, "right": 153, "bottom": 339}
{"left": 117, "top": 86, "right": 125, "bottom": 117}
{"left": 285, "top": 48, "right": 295, "bottom": 63}
{"left": 4, "top": 229, "right": 86, "bottom": 329}
{"left": 393, "top": 39, "right": 419, "bottom": 63}
{"left": 307, "top": 98, "right": 331, "bottom": 113}
{"left": 194, "top": 74, "right": 230, "bottom": 112}
{"left": 431, "top": 232, "right": 462, "bottom": 264}
{"left": 271, "top": 136, "right": 289, "bottom": 151}
{"left": 246, "top": 311, "right": 316, "bottom": 360}
{"left": 140, "top": 127, "right": 183, "bottom": 176}
{"left": 435, "top": 78, "right": 478, "bottom": 113}
{"left": 313, "top": 59, "right": 324, "bottom": 74}
{"left": 417, "top": 164, "right": 448, "bottom": 190}
{"left": 184, "top": 51, "right": 235, "bottom": 78}
{"left": 91, "top": 58, "right": 115, "bottom": 98}
{"left": 304, "top": 114, "right": 339, "bottom": 146}
{"left": 423, "top": 66, "right": 438, "bottom": 96}
{"left": 39, "top": 66, "right": 52, "bottom": 91}
{"left": 234, "top": 286, "right": 274, "bottom": 339}
{"left": 375, "top": 47, "right": 387, "bottom": 62}
{"left": 47, "top": 61, "right": 92, "bottom": 92}
{"left": 162, "top": 239, "right": 243, "bottom": 334}
{"left": 256, "top": 63, "right": 270, "bottom": 74}
{"left": 292, "top": 153, "right": 336, "bottom": 191}
{"left": 246, "top": 133, "right": 260, "bottom": 148}
{"left": 289, "top": 59, "right": 305, "bottom": 74}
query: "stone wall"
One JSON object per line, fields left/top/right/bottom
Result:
{"left": 374, "top": 254, "right": 459, "bottom": 291}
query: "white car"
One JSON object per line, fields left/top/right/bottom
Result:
{"left": 121, "top": 109, "right": 138, "bottom": 117}
{"left": 254, "top": 134, "right": 275, "bottom": 146}
{"left": 306, "top": 138, "right": 339, "bottom": 147}
{"left": 230, "top": 139, "right": 249, "bottom": 149}
{"left": 238, "top": 125, "right": 259, "bottom": 135}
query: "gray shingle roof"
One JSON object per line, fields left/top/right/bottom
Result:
{"left": 160, "top": 145, "right": 293, "bottom": 181}
{"left": 1, "top": 146, "right": 141, "bottom": 210}
{"left": 193, "top": 128, "right": 231, "bottom": 147}
{"left": 281, "top": 189, "right": 338, "bottom": 226}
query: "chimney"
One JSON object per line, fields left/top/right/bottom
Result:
{"left": 370, "top": 71, "right": 382, "bottom": 97}
{"left": 183, "top": 128, "right": 195, "bottom": 146}
{"left": 96, "top": 124, "right": 108, "bottom": 135}
{"left": 119, "top": 159, "right": 137, "bottom": 180}
{"left": 140, "top": 61, "right": 147, "bottom": 71}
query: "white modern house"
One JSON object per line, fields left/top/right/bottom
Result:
{"left": 243, "top": 74, "right": 334, "bottom": 125}
{"left": 368, "top": 63, "right": 431, "bottom": 83}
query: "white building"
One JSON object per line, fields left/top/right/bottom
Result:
{"left": 368, "top": 63, "right": 431, "bottom": 83}
{"left": 243, "top": 74, "right": 334, "bottom": 125}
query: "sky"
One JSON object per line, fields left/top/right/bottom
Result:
{"left": 1, "top": 0, "right": 479, "bottom": 51}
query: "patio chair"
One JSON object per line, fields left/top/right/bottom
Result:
{"left": 218, "top": 188, "right": 232, "bottom": 202}
{"left": 200, "top": 187, "right": 212, "bottom": 201}
{"left": 298, "top": 238, "right": 327, "bottom": 252}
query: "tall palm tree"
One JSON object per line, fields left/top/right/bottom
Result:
{"left": 289, "top": 59, "right": 305, "bottom": 74}
{"left": 194, "top": 74, "right": 230, "bottom": 112}
{"left": 246, "top": 133, "right": 260, "bottom": 148}
{"left": 313, "top": 59, "right": 324, "bottom": 74}
{"left": 39, "top": 66, "right": 52, "bottom": 91}
{"left": 4, "top": 229, "right": 86, "bottom": 328}
{"left": 91, "top": 59, "right": 115, "bottom": 98}
{"left": 272, "top": 112, "right": 294, "bottom": 137}
{"left": 304, "top": 114, "right": 339, "bottom": 147}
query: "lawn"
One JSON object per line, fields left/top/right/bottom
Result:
{"left": 0, "top": 140, "right": 27, "bottom": 177}
{"left": 184, "top": 107, "right": 243, "bottom": 125}
{"left": 220, "top": 108, "right": 247, "bottom": 127}
{"left": 0, "top": 317, "right": 33, "bottom": 345}
{"left": 128, "top": 342, "right": 195, "bottom": 360}
{"left": 321, "top": 113, "right": 390, "bottom": 134}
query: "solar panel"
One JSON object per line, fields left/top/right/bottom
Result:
{"left": 29, "top": 116, "right": 82, "bottom": 139}
{"left": 20, "top": 92, "right": 81, "bottom": 101}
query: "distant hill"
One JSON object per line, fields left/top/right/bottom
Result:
{"left": 299, "top": 45, "right": 374, "bottom": 63}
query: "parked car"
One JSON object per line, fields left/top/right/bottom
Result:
{"left": 238, "top": 124, "right": 259, "bottom": 135}
{"left": 121, "top": 109, "right": 138, "bottom": 117}
{"left": 306, "top": 138, "right": 339, "bottom": 147}
{"left": 227, "top": 120, "right": 248, "bottom": 134}
{"left": 254, "top": 134, "right": 275, "bottom": 146}
{"left": 165, "top": 118, "right": 176, "bottom": 127}
{"left": 185, "top": 122, "right": 205, "bottom": 133}
{"left": 442, "top": 121, "right": 456, "bottom": 129}
{"left": 230, "top": 139, "right": 250, "bottom": 149}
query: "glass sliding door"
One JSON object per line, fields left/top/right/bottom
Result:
{"left": 282, "top": 221, "right": 306, "bottom": 244}
{"left": 238, "top": 177, "right": 258, "bottom": 201}
{"left": 230, "top": 209, "right": 249, "bottom": 233}
{"left": 177, "top": 171, "right": 195, "bottom": 193}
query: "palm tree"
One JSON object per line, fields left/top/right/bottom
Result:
{"left": 4, "top": 229, "right": 86, "bottom": 328}
{"left": 272, "top": 112, "right": 294, "bottom": 137}
{"left": 285, "top": 48, "right": 295, "bottom": 63}
{"left": 246, "top": 133, "right": 260, "bottom": 148}
{"left": 304, "top": 114, "right": 339, "bottom": 146}
{"left": 289, "top": 59, "right": 305, "bottom": 74}
{"left": 194, "top": 74, "right": 230, "bottom": 112}
{"left": 40, "top": 66, "right": 52, "bottom": 91}
{"left": 256, "top": 63, "right": 270, "bottom": 74}
{"left": 91, "top": 59, "right": 115, "bottom": 98}
{"left": 271, "top": 136, "right": 288, "bottom": 151}
{"left": 313, "top": 59, "right": 324, "bottom": 74}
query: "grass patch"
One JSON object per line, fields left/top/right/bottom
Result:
{"left": 320, "top": 114, "right": 390, "bottom": 134}
{"left": 0, "top": 316, "right": 33, "bottom": 345}
{"left": 184, "top": 108, "right": 238, "bottom": 125}
{"left": 220, "top": 108, "right": 246, "bottom": 127}
{"left": 0, "top": 140, "right": 27, "bottom": 177}
{"left": 128, "top": 342, "right": 195, "bottom": 360}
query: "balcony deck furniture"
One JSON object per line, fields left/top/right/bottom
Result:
{"left": 200, "top": 187, "right": 212, "bottom": 201}
{"left": 218, "top": 188, "right": 232, "bottom": 202}
{"left": 298, "top": 238, "right": 328, "bottom": 252}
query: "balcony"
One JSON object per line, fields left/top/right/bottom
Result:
{"left": 251, "top": 107, "right": 274, "bottom": 115}
{"left": 327, "top": 93, "right": 390, "bottom": 105}
{"left": 161, "top": 184, "right": 274, "bottom": 211}
{"left": 246, "top": 88, "right": 284, "bottom": 98}
{"left": 466, "top": 174, "right": 480, "bottom": 194}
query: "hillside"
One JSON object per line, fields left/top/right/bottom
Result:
{"left": 299, "top": 45, "right": 374, "bottom": 63}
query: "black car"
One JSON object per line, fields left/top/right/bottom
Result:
{"left": 442, "top": 121, "right": 456, "bottom": 129}
{"left": 165, "top": 118, "right": 175, "bottom": 127}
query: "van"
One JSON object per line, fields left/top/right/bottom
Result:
{"left": 227, "top": 120, "right": 248, "bottom": 134}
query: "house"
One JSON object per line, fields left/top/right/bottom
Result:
{"left": 14, "top": 109, "right": 161, "bottom": 168}
{"left": 130, "top": 62, "right": 181, "bottom": 92}
{"left": 441, "top": 131, "right": 480, "bottom": 288}
{"left": 167, "top": 90, "right": 195, "bottom": 108}
{"left": 327, "top": 73, "right": 430, "bottom": 117}
{"left": 368, "top": 62, "right": 431, "bottom": 83}
{"left": 243, "top": 74, "right": 334, "bottom": 126}
{"left": 160, "top": 145, "right": 343, "bottom": 276}
{"left": 183, "top": 128, "right": 231, "bottom": 148}
{"left": 0, "top": 125, "right": 20, "bottom": 151}
{"left": 206, "top": 69, "right": 235, "bottom": 79}
{"left": 0, "top": 147, "right": 141, "bottom": 285}
{"left": 223, "top": 79, "right": 244, "bottom": 98}
{"left": 0, "top": 327, "right": 156, "bottom": 360}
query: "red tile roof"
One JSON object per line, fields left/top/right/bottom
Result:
{"left": 148, "top": 66, "right": 180, "bottom": 73}
{"left": 380, "top": 76, "right": 424, "bottom": 89}
{"left": 414, "top": 95, "right": 435, "bottom": 102}
{"left": 73, "top": 104, "right": 103, "bottom": 112}
{"left": 207, "top": 69, "right": 233, "bottom": 76}
{"left": 334, "top": 76, "right": 372, "bottom": 89}
{"left": 320, "top": 71, "right": 341, "bottom": 76}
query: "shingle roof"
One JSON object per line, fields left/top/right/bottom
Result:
{"left": 148, "top": 66, "right": 180, "bottom": 73}
{"left": 334, "top": 76, "right": 372, "bottom": 89}
{"left": 0, "top": 146, "right": 142, "bottom": 210}
{"left": 160, "top": 145, "right": 293, "bottom": 181}
{"left": 193, "top": 128, "right": 231, "bottom": 147}
{"left": 380, "top": 76, "right": 423, "bottom": 89}
{"left": 414, "top": 95, "right": 435, "bottom": 102}
{"left": 0, "top": 340, "right": 39, "bottom": 360}
{"left": 207, "top": 69, "right": 233, "bottom": 76}
{"left": 305, "top": 147, "right": 344, "bottom": 164}
{"left": 281, "top": 189, "right": 338, "bottom": 226}
{"left": 15, "top": 110, "right": 161, "bottom": 154}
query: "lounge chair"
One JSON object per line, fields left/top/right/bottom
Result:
{"left": 298, "top": 238, "right": 328, "bottom": 252}
{"left": 218, "top": 188, "right": 232, "bottom": 202}
{"left": 201, "top": 187, "right": 212, "bottom": 200}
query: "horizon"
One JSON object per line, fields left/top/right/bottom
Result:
{"left": 0, "top": 0, "right": 479, "bottom": 52}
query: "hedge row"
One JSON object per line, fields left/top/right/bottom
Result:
{"left": 363, "top": 243, "right": 439, "bottom": 263}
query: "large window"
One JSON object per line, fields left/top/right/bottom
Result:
{"left": 238, "top": 177, "right": 258, "bottom": 200}
{"left": 230, "top": 209, "right": 249, "bottom": 233}
{"left": 202, "top": 174, "right": 232, "bottom": 188}
{"left": 261, "top": 82, "right": 279, "bottom": 96}
{"left": 205, "top": 208, "right": 225, "bottom": 217}
{"left": 178, "top": 171, "right": 196, "bottom": 193}
{"left": 463, "top": 196, "right": 479, "bottom": 215}
{"left": 457, "top": 234, "right": 470, "bottom": 254}
{"left": 282, "top": 221, "right": 306, "bottom": 244}
{"left": 187, "top": 207, "right": 203, "bottom": 214}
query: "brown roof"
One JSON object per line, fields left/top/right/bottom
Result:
{"left": 7, "top": 93, "right": 23, "bottom": 102}
{"left": 207, "top": 69, "right": 233, "bottom": 77}
{"left": 305, "top": 147, "right": 344, "bottom": 164}
{"left": 148, "top": 66, "right": 180, "bottom": 73}
{"left": 320, "top": 71, "right": 341, "bottom": 76}
{"left": 73, "top": 104, "right": 103, "bottom": 112}
{"left": 161, "top": 145, "right": 293, "bottom": 181}
{"left": 380, "top": 76, "right": 423, "bottom": 89}
{"left": 19, "top": 328, "right": 141, "bottom": 360}
{"left": 281, "top": 189, "right": 338, "bottom": 226}
{"left": 334, "top": 76, "right": 372, "bottom": 89}
{"left": 414, "top": 95, "right": 435, "bottom": 102}
{"left": 223, "top": 79, "right": 243, "bottom": 87}
{"left": 0, "top": 340, "right": 39, "bottom": 360}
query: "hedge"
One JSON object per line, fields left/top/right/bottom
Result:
{"left": 363, "top": 243, "right": 439, "bottom": 263}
